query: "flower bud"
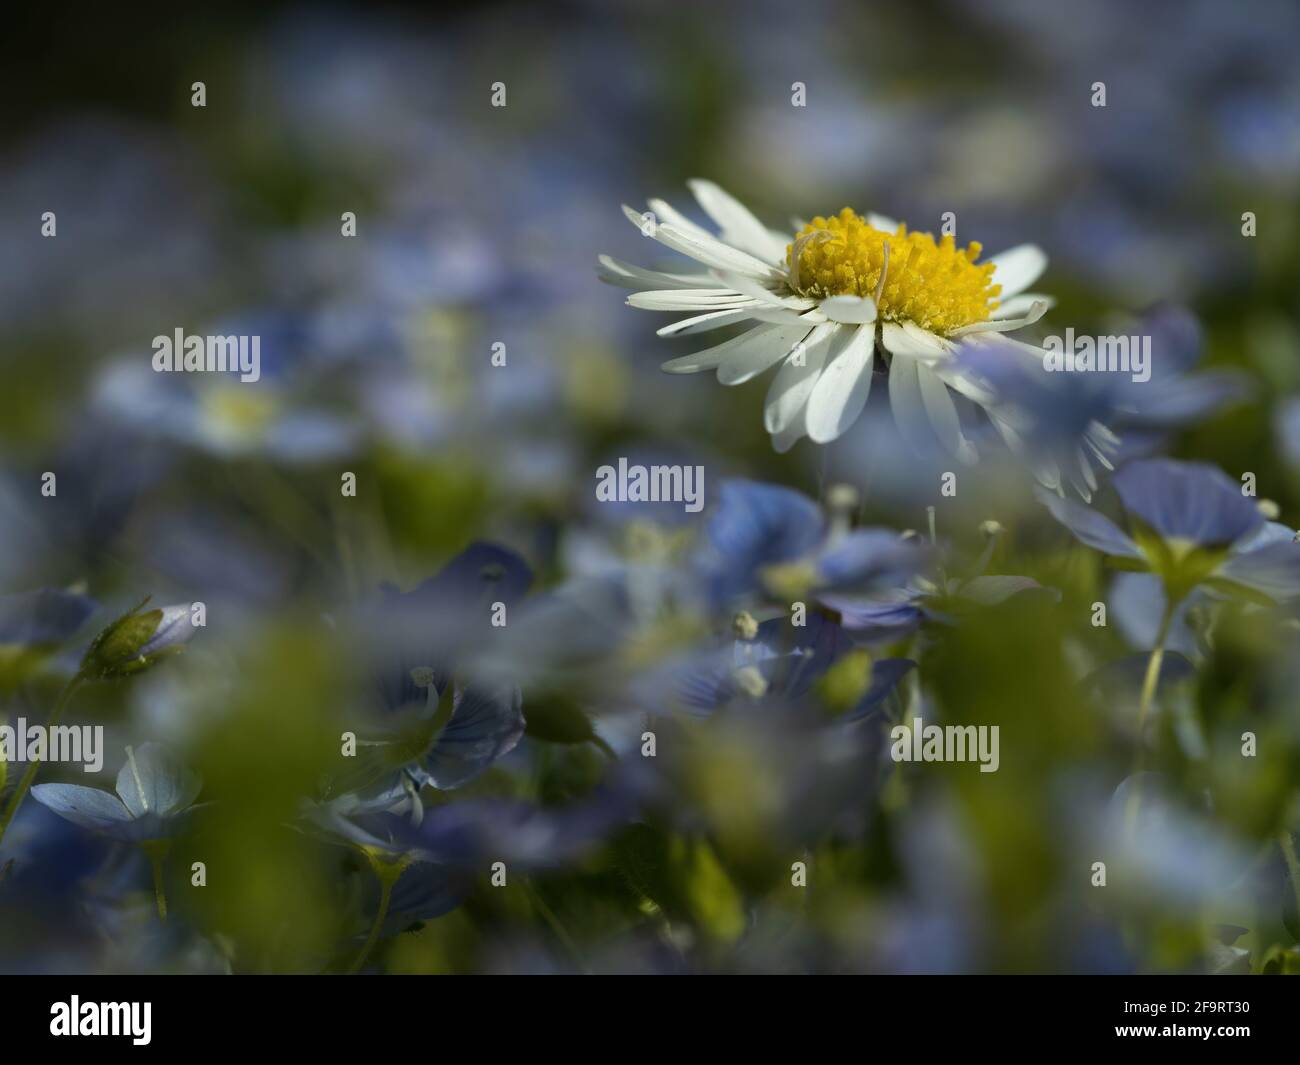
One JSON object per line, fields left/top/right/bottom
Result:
{"left": 79, "top": 600, "right": 197, "bottom": 680}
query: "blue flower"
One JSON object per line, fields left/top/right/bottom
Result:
{"left": 331, "top": 786, "right": 638, "bottom": 874}
{"left": 0, "top": 589, "right": 95, "bottom": 648}
{"left": 952, "top": 337, "right": 1122, "bottom": 500}
{"left": 31, "top": 744, "right": 202, "bottom": 843}
{"left": 823, "top": 520, "right": 1057, "bottom": 641}
{"left": 342, "top": 543, "right": 533, "bottom": 796}
{"left": 1108, "top": 307, "right": 1250, "bottom": 452}
{"left": 699, "top": 479, "right": 926, "bottom": 605}
{"left": 646, "top": 611, "right": 914, "bottom": 724}
{"left": 302, "top": 799, "right": 469, "bottom": 943}
{"left": 1038, "top": 458, "right": 1300, "bottom": 602}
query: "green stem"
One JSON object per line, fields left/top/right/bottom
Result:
{"left": 1279, "top": 830, "right": 1300, "bottom": 938}
{"left": 0, "top": 674, "right": 84, "bottom": 848}
{"left": 347, "top": 852, "right": 405, "bottom": 974}
{"left": 1126, "top": 599, "right": 1178, "bottom": 835}
{"left": 144, "top": 842, "right": 169, "bottom": 922}
{"left": 523, "top": 877, "right": 587, "bottom": 974}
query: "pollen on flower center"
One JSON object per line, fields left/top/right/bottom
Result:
{"left": 788, "top": 209, "right": 1001, "bottom": 335}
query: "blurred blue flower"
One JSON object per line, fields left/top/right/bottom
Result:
{"left": 1039, "top": 458, "right": 1300, "bottom": 602}
{"left": 824, "top": 520, "right": 1057, "bottom": 640}
{"left": 637, "top": 609, "right": 914, "bottom": 733}
{"left": 0, "top": 589, "right": 95, "bottom": 647}
{"left": 92, "top": 311, "right": 362, "bottom": 465}
{"left": 700, "top": 479, "right": 926, "bottom": 605}
{"left": 345, "top": 543, "right": 534, "bottom": 795}
{"left": 340, "top": 789, "right": 636, "bottom": 874}
{"left": 1107, "top": 306, "right": 1251, "bottom": 458}
{"left": 953, "top": 336, "right": 1122, "bottom": 500}
{"left": 32, "top": 744, "right": 201, "bottom": 843}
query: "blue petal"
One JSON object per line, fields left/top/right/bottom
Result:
{"left": 31, "top": 783, "right": 132, "bottom": 834}
{"left": 378, "top": 861, "right": 467, "bottom": 933}
{"left": 1035, "top": 486, "right": 1143, "bottom": 559}
{"left": 0, "top": 590, "right": 95, "bottom": 646}
{"left": 820, "top": 594, "right": 926, "bottom": 640}
{"left": 1109, "top": 573, "right": 1198, "bottom": 656}
{"left": 1278, "top": 397, "right": 1300, "bottom": 469}
{"left": 1217, "top": 540, "right": 1300, "bottom": 600}
{"left": 663, "top": 648, "right": 738, "bottom": 714}
{"left": 422, "top": 684, "right": 525, "bottom": 789}
{"left": 414, "top": 542, "right": 534, "bottom": 607}
{"left": 759, "top": 608, "right": 852, "bottom": 702}
{"left": 115, "top": 743, "right": 201, "bottom": 818}
{"left": 843, "top": 658, "right": 916, "bottom": 721}
{"left": 138, "top": 604, "right": 198, "bottom": 658}
{"left": 367, "top": 541, "right": 534, "bottom": 712}
{"left": 1113, "top": 459, "right": 1262, "bottom": 546}
{"left": 1126, "top": 372, "right": 1250, "bottom": 427}
{"left": 1233, "top": 521, "right": 1297, "bottom": 552}
{"left": 813, "top": 528, "right": 926, "bottom": 592}
{"left": 703, "top": 480, "right": 824, "bottom": 599}
{"left": 404, "top": 791, "right": 637, "bottom": 870}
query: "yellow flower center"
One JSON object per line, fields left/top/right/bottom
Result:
{"left": 788, "top": 209, "right": 1001, "bottom": 335}
{"left": 202, "top": 385, "right": 276, "bottom": 439}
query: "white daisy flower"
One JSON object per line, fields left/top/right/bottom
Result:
{"left": 600, "top": 180, "right": 1115, "bottom": 494}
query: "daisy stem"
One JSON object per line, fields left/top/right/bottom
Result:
{"left": 1126, "top": 598, "right": 1178, "bottom": 835}
{"left": 0, "top": 672, "right": 85, "bottom": 849}
{"left": 1279, "top": 830, "right": 1300, "bottom": 935}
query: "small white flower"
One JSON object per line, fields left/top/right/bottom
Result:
{"left": 600, "top": 181, "right": 1114, "bottom": 493}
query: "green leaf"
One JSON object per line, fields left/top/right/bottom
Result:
{"left": 679, "top": 837, "right": 745, "bottom": 943}
{"left": 610, "top": 823, "right": 689, "bottom": 921}
{"left": 523, "top": 692, "right": 604, "bottom": 747}
{"left": 1259, "top": 943, "right": 1300, "bottom": 974}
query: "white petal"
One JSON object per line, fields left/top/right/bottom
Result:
{"left": 887, "top": 349, "right": 934, "bottom": 456}
{"left": 819, "top": 295, "right": 878, "bottom": 324}
{"left": 988, "top": 244, "right": 1047, "bottom": 299}
{"left": 916, "top": 362, "right": 977, "bottom": 464}
{"left": 657, "top": 307, "right": 759, "bottom": 337}
{"left": 763, "top": 323, "right": 839, "bottom": 434}
{"left": 621, "top": 205, "right": 781, "bottom": 280}
{"left": 868, "top": 212, "right": 900, "bottom": 233}
{"left": 747, "top": 305, "right": 826, "bottom": 326}
{"left": 806, "top": 325, "right": 877, "bottom": 443}
{"left": 991, "top": 293, "right": 1054, "bottom": 319}
{"left": 717, "top": 325, "right": 815, "bottom": 385}
{"left": 933, "top": 364, "right": 998, "bottom": 408}
{"left": 771, "top": 417, "right": 807, "bottom": 453}
{"left": 645, "top": 198, "right": 714, "bottom": 241}
{"left": 951, "top": 300, "right": 1047, "bottom": 336}
{"left": 661, "top": 324, "right": 787, "bottom": 374}
{"left": 596, "top": 255, "right": 716, "bottom": 290}
{"left": 688, "top": 179, "right": 790, "bottom": 264}
{"left": 627, "top": 289, "right": 753, "bottom": 311}
{"left": 880, "top": 321, "right": 953, "bottom": 362}
{"left": 713, "top": 271, "right": 815, "bottom": 310}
